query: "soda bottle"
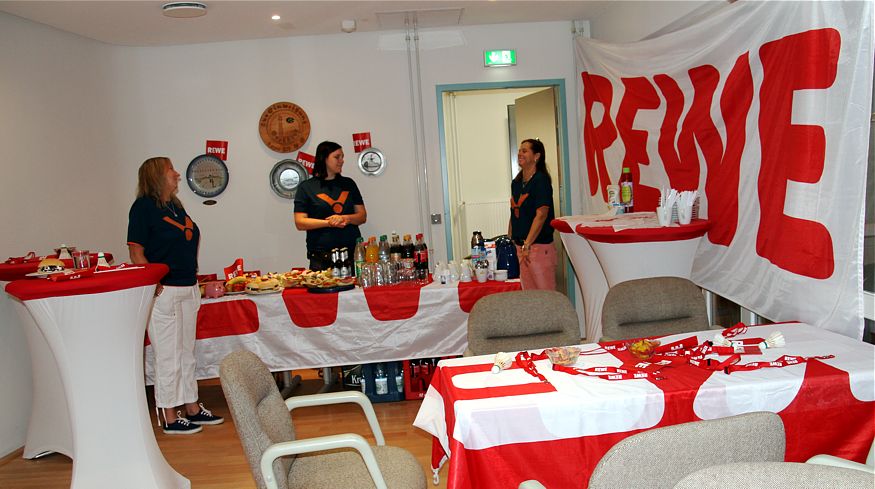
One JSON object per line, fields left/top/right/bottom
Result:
{"left": 401, "top": 234, "right": 415, "bottom": 281}
{"left": 389, "top": 232, "right": 402, "bottom": 267}
{"left": 619, "top": 167, "right": 634, "bottom": 213}
{"left": 365, "top": 236, "right": 379, "bottom": 264}
{"left": 378, "top": 235, "right": 390, "bottom": 263}
{"left": 414, "top": 233, "right": 429, "bottom": 282}
{"left": 353, "top": 237, "right": 365, "bottom": 282}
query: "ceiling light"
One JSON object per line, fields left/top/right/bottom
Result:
{"left": 271, "top": 14, "right": 281, "bottom": 21}
{"left": 162, "top": 2, "right": 207, "bottom": 18}
{"left": 341, "top": 19, "right": 356, "bottom": 33}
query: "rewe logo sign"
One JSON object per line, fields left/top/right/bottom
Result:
{"left": 582, "top": 28, "right": 837, "bottom": 279}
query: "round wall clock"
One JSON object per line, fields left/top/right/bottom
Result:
{"left": 269, "top": 159, "right": 310, "bottom": 199}
{"left": 357, "top": 147, "right": 387, "bottom": 176}
{"left": 258, "top": 102, "right": 311, "bottom": 153}
{"left": 186, "top": 154, "right": 229, "bottom": 198}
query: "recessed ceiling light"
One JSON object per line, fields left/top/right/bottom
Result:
{"left": 162, "top": 2, "right": 207, "bottom": 18}
{"left": 271, "top": 14, "right": 281, "bottom": 21}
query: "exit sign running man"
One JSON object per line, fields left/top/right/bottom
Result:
{"left": 484, "top": 49, "right": 516, "bottom": 67}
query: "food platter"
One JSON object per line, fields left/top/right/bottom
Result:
{"left": 245, "top": 287, "right": 283, "bottom": 295}
{"left": 225, "top": 290, "right": 247, "bottom": 296}
{"left": 306, "top": 283, "right": 356, "bottom": 294}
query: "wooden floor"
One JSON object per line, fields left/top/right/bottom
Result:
{"left": 0, "top": 370, "right": 448, "bottom": 489}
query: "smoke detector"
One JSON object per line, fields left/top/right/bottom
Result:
{"left": 341, "top": 20, "right": 357, "bottom": 33}
{"left": 162, "top": 2, "right": 208, "bottom": 18}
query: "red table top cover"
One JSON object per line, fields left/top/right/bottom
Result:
{"left": 5, "top": 263, "right": 167, "bottom": 301}
{"left": 0, "top": 252, "right": 114, "bottom": 282}
{"left": 575, "top": 219, "right": 710, "bottom": 243}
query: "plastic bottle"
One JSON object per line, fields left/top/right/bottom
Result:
{"left": 353, "top": 237, "right": 365, "bottom": 282}
{"left": 401, "top": 234, "right": 415, "bottom": 281}
{"left": 619, "top": 167, "right": 634, "bottom": 213}
{"left": 365, "top": 236, "right": 379, "bottom": 264}
{"left": 395, "top": 366, "right": 404, "bottom": 394}
{"left": 374, "top": 364, "right": 389, "bottom": 395}
{"left": 389, "top": 232, "right": 402, "bottom": 267}
{"left": 414, "top": 233, "right": 429, "bottom": 282}
{"left": 377, "top": 235, "right": 392, "bottom": 285}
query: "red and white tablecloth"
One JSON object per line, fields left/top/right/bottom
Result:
{"left": 145, "top": 279, "right": 521, "bottom": 383}
{"left": 413, "top": 323, "right": 875, "bottom": 489}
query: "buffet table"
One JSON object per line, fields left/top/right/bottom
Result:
{"left": 0, "top": 252, "right": 112, "bottom": 460}
{"left": 552, "top": 214, "right": 709, "bottom": 341}
{"left": 413, "top": 323, "right": 875, "bottom": 489}
{"left": 146, "top": 279, "right": 522, "bottom": 383}
{"left": 5, "top": 264, "right": 190, "bottom": 489}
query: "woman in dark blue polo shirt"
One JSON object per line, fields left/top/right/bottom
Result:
{"left": 127, "top": 156, "right": 223, "bottom": 435}
{"left": 293, "top": 141, "right": 367, "bottom": 270}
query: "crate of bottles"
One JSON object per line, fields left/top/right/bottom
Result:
{"left": 403, "top": 357, "right": 460, "bottom": 400}
{"left": 360, "top": 362, "right": 405, "bottom": 403}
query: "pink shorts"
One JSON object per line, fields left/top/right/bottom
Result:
{"left": 516, "top": 243, "right": 557, "bottom": 291}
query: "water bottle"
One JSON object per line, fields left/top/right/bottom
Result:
{"left": 374, "top": 364, "right": 389, "bottom": 395}
{"left": 353, "top": 237, "right": 365, "bottom": 283}
{"left": 395, "top": 366, "right": 404, "bottom": 393}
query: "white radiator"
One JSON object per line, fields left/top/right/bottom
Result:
{"left": 461, "top": 200, "right": 510, "bottom": 241}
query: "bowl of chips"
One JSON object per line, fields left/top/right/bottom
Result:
{"left": 628, "top": 339, "right": 660, "bottom": 360}
{"left": 545, "top": 346, "right": 581, "bottom": 367}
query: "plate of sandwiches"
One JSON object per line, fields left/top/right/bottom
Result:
{"left": 245, "top": 276, "right": 283, "bottom": 295}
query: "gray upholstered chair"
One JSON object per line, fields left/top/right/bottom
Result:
{"left": 465, "top": 290, "right": 580, "bottom": 356}
{"left": 600, "top": 276, "right": 711, "bottom": 341}
{"left": 587, "top": 412, "right": 785, "bottom": 489}
{"left": 219, "top": 350, "right": 426, "bottom": 489}
{"left": 673, "top": 462, "right": 875, "bottom": 489}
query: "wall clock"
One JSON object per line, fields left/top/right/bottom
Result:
{"left": 357, "top": 147, "right": 387, "bottom": 176}
{"left": 186, "top": 154, "right": 229, "bottom": 198}
{"left": 258, "top": 102, "right": 311, "bottom": 153}
{"left": 269, "top": 159, "right": 310, "bottom": 199}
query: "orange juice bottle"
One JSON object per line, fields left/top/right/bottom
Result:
{"left": 365, "top": 236, "right": 379, "bottom": 264}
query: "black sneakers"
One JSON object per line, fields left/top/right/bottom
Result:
{"left": 186, "top": 403, "right": 224, "bottom": 426}
{"left": 163, "top": 413, "right": 203, "bottom": 435}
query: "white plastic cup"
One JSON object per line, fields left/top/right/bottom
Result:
{"left": 678, "top": 205, "right": 693, "bottom": 225}
{"left": 475, "top": 268, "right": 488, "bottom": 283}
{"left": 656, "top": 206, "right": 671, "bottom": 227}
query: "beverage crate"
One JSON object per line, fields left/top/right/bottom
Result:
{"left": 360, "top": 362, "right": 405, "bottom": 403}
{"left": 403, "top": 356, "right": 460, "bottom": 400}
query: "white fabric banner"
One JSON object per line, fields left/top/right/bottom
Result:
{"left": 574, "top": 1, "right": 873, "bottom": 338}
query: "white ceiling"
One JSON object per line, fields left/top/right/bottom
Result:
{"left": 0, "top": 0, "right": 618, "bottom": 47}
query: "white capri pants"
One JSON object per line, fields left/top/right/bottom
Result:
{"left": 148, "top": 284, "right": 200, "bottom": 409}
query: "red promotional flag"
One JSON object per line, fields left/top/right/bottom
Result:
{"left": 297, "top": 151, "right": 315, "bottom": 174}
{"left": 352, "top": 132, "right": 372, "bottom": 153}
{"left": 224, "top": 258, "right": 244, "bottom": 280}
{"left": 206, "top": 140, "right": 229, "bottom": 160}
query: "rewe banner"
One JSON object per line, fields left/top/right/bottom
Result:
{"left": 575, "top": 1, "right": 872, "bottom": 338}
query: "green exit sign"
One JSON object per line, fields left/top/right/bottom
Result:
{"left": 484, "top": 49, "right": 516, "bottom": 67}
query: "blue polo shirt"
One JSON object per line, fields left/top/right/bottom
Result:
{"left": 127, "top": 196, "right": 200, "bottom": 286}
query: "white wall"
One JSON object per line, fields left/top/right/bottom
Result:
{"left": 0, "top": 13, "right": 122, "bottom": 458}
{"left": 0, "top": 2, "right": 712, "bottom": 457}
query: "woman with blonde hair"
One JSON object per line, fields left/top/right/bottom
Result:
{"left": 127, "top": 156, "right": 223, "bottom": 434}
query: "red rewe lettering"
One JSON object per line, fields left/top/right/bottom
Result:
{"left": 757, "top": 28, "right": 838, "bottom": 279}
{"left": 581, "top": 72, "right": 617, "bottom": 201}
{"left": 616, "top": 77, "right": 660, "bottom": 210}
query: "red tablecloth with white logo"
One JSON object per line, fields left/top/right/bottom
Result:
{"left": 145, "top": 279, "right": 521, "bottom": 383}
{"left": 413, "top": 323, "right": 875, "bottom": 489}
